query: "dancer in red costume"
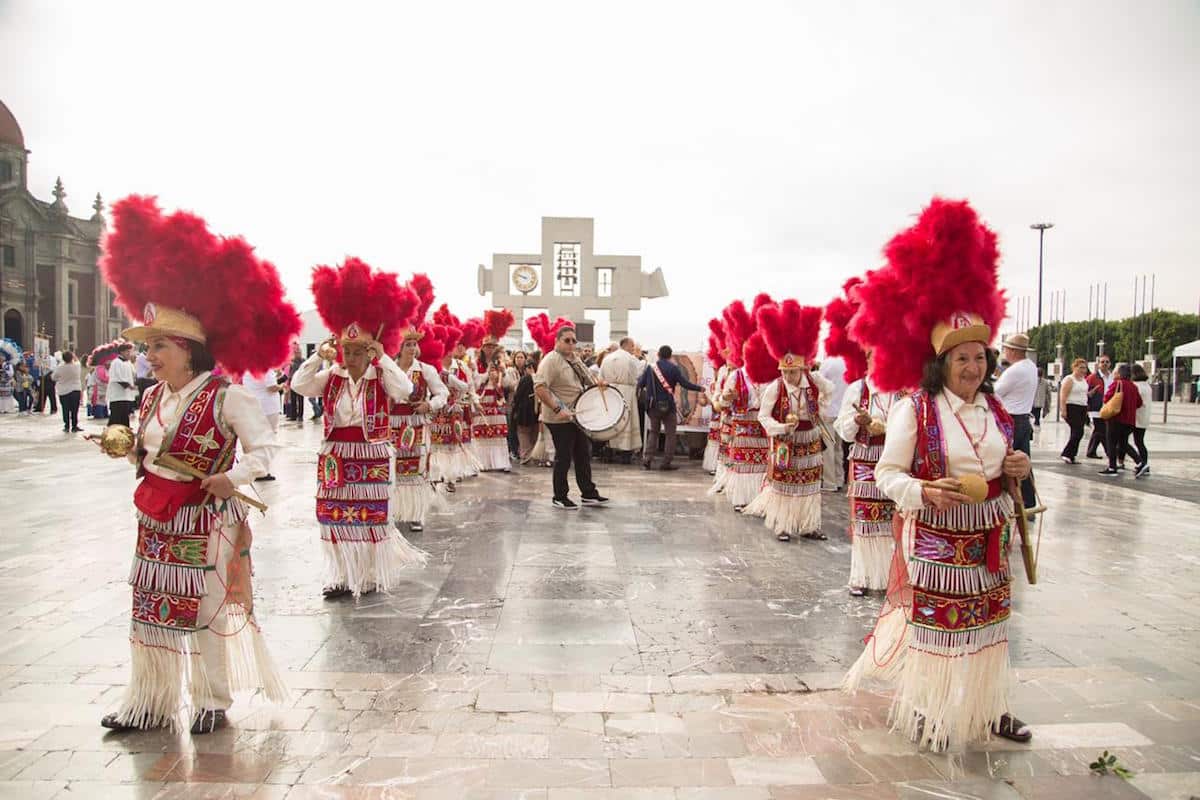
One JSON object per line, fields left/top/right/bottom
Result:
{"left": 472, "top": 309, "right": 516, "bottom": 472}
{"left": 742, "top": 301, "right": 833, "bottom": 542}
{"left": 98, "top": 195, "right": 297, "bottom": 734}
{"left": 842, "top": 198, "right": 1034, "bottom": 751}
{"left": 291, "top": 258, "right": 425, "bottom": 599}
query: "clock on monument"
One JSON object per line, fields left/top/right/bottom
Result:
{"left": 511, "top": 265, "right": 539, "bottom": 295}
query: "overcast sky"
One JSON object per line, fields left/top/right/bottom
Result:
{"left": 3, "top": 0, "right": 1197, "bottom": 349}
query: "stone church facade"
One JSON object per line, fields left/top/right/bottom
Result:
{"left": 0, "top": 99, "right": 123, "bottom": 354}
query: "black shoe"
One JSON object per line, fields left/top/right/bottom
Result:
{"left": 641, "top": 462, "right": 653, "bottom": 470}
{"left": 1098, "top": 468, "right": 1119, "bottom": 476}
{"left": 408, "top": 521, "right": 424, "bottom": 532}
{"left": 553, "top": 498, "right": 579, "bottom": 510}
{"left": 63, "top": 426, "right": 69, "bottom": 433}
{"left": 322, "top": 586, "right": 352, "bottom": 599}
{"left": 254, "top": 474, "right": 277, "bottom": 482}
{"left": 776, "top": 532, "right": 791, "bottom": 542}
{"left": 190, "top": 708, "right": 227, "bottom": 735}
{"left": 660, "top": 464, "right": 679, "bottom": 471}
{"left": 581, "top": 494, "right": 609, "bottom": 506}
{"left": 1134, "top": 462, "right": 1150, "bottom": 478}
{"left": 71, "top": 427, "right": 82, "bottom": 432}
{"left": 1085, "top": 453, "right": 1103, "bottom": 460}
{"left": 848, "top": 586, "right": 867, "bottom": 597}
{"left": 101, "top": 712, "right": 151, "bottom": 732}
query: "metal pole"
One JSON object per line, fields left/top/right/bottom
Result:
{"left": 1031, "top": 223, "right": 1053, "bottom": 327}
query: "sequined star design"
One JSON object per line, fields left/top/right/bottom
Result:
{"left": 142, "top": 534, "right": 167, "bottom": 560}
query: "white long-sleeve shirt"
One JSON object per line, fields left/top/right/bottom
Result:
{"left": 241, "top": 369, "right": 283, "bottom": 418}
{"left": 134, "top": 371, "right": 276, "bottom": 487}
{"left": 289, "top": 352, "right": 412, "bottom": 427}
{"left": 756, "top": 372, "right": 832, "bottom": 438}
{"left": 107, "top": 357, "right": 137, "bottom": 403}
{"left": 833, "top": 378, "right": 899, "bottom": 442}
{"left": 874, "top": 390, "right": 1008, "bottom": 512}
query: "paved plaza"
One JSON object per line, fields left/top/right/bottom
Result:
{"left": 0, "top": 407, "right": 1199, "bottom": 799}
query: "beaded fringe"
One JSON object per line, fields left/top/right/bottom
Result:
{"left": 723, "top": 470, "right": 767, "bottom": 508}
{"left": 742, "top": 486, "right": 821, "bottom": 535}
{"left": 849, "top": 480, "right": 889, "bottom": 501}
{"left": 321, "top": 536, "right": 427, "bottom": 597}
{"left": 321, "top": 440, "right": 391, "bottom": 460}
{"left": 113, "top": 626, "right": 207, "bottom": 732}
{"left": 915, "top": 494, "right": 1013, "bottom": 532}
{"left": 221, "top": 609, "right": 289, "bottom": 704}
{"left": 136, "top": 502, "right": 248, "bottom": 536}
{"left": 850, "top": 443, "right": 884, "bottom": 462}
{"left": 129, "top": 558, "right": 209, "bottom": 598}
{"left": 429, "top": 447, "right": 482, "bottom": 484}
{"left": 392, "top": 482, "right": 444, "bottom": 525}
{"left": 907, "top": 558, "right": 1010, "bottom": 597}
{"left": 849, "top": 533, "right": 892, "bottom": 590}
{"left": 473, "top": 442, "right": 511, "bottom": 472}
{"left": 702, "top": 440, "right": 719, "bottom": 473}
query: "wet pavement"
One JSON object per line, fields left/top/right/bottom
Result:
{"left": 0, "top": 406, "right": 1198, "bottom": 799}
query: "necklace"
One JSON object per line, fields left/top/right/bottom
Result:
{"left": 949, "top": 396, "right": 989, "bottom": 476}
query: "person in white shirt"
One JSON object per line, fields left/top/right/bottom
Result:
{"left": 742, "top": 300, "right": 832, "bottom": 542}
{"left": 95, "top": 193, "right": 296, "bottom": 736}
{"left": 390, "top": 326, "right": 450, "bottom": 533}
{"left": 834, "top": 362, "right": 904, "bottom": 596}
{"left": 290, "top": 259, "right": 423, "bottom": 599}
{"left": 842, "top": 198, "right": 1034, "bottom": 752}
{"left": 51, "top": 351, "right": 83, "bottom": 432}
{"left": 598, "top": 337, "right": 644, "bottom": 459}
{"left": 38, "top": 350, "right": 60, "bottom": 414}
{"left": 241, "top": 367, "right": 284, "bottom": 480}
{"left": 818, "top": 356, "right": 848, "bottom": 491}
{"left": 106, "top": 343, "right": 138, "bottom": 428}
{"left": 993, "top": 333, "right": 1039, "bottom": 511}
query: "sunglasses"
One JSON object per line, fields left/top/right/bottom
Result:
{"left": 562, "top": 338, "right": 576, "bottom": 344}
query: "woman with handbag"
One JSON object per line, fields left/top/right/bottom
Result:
{"left": 1058, "top": 358, "right": 1090, "bottom": 464}
{"left": 1098, "top": 363, "right": 1140, "bottom": 476}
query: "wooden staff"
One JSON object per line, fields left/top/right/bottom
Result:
{"left": 154, "top": 453, "right": 268, "bottom": 513}
{"left": 1005, "top": 449, "right": 1038, "bottom": 585}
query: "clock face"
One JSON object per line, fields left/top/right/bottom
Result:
{"left": 512, "top": 265, "right": 539, "bottom": 294}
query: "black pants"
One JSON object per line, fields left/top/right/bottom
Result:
{"left": 1130, "top": 427, "right": 1149, "bottom": 467}
{"left": 108, "top": 399, "right": 134, "bottom": 428}
{"left": 546, "top": 422, "right": 596, "bottom": 500}
{"left": 135, "top": 377, "right": 156, "bottom": 408}
{"left": 1086, "top": 416, "right": 1107, "bottom": 458}
{"left": 60, "top": 391, "right": 81, "bottom": 430}
{"left": 1011, "top": 413, "right": 1036, "bottom": 508}
{"left": 1061, "top": 405, "right": 1087, "bottom": 460}
{"left": 642, "top": 408, "right": 677, "bottom": 466}
{"left": 1107, "top": 421, "right": 1132, "bottom": 470}
{"left": 40, "top": 376, "right": 57, "bottom": 412}
{"left": 1031, "top": 406, "right": 1042, "bottom": 426}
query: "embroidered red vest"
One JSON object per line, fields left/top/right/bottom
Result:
{"left": 391, "top": 364, "right": 428, "bottom": 417}
{"left": 323, "top": 370, "right": 391, "bottom": 443}
{"left": 909, "top": 390, "right": 1014, "bottom": 481}
{"left": 137, "top": 375, "right": 238, "bottom": 478}
{"left": 770, "top": 376, "right": 818, "bottom": 428}
{"left": 855, "top": 381, "right": 887, "bottom": 448}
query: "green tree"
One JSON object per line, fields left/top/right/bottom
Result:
{"left": 1028, "top": 311, "right": 1198, "bottom": 367}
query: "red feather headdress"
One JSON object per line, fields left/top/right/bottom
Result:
{"left": 398, "top": 273, "right": 436, "bottom": 343}
{"left": 311, "top": 257, "right": 418, "bottom": 359}
{"left": 417, "top": 322, "right": 458, "bottom": 366}
{"left": 526, "top": 313, "right": 575, "bottom": 354}
{"left": 757, "top": 299, "right": 822, "bottom": 371}
{"left": 850, "top": 198, "right": 1006, "bottom": 392}
{"left": 100, "top": 195, "right": 302, "bottom": 376}
{"left": 706, "top": 318, "right": 726, "bottom": 370}
{"left": 87, "top": 339, "right": 127, "bottom": 369}
{"left": 721, "top": 301, "right": 754, "bottom": 369}
{"left": 482, "top": 309, "right": 515, "bottom": 345}
{"left": 743, "top": 332, "right": 778, "bottom": 384}
{"left": 823, "top": 277, "right": 868, "bottom": 384}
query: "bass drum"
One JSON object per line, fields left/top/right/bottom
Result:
{"left": 573, "top": 385, "right": 628, "bottom": 442}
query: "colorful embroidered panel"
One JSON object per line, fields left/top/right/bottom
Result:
{"left": 132, "top": 586, "right": 202, "bottom": 632}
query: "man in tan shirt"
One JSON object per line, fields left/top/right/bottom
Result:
{"left": 534, "top": 325, "right": 610, "bottom": 510}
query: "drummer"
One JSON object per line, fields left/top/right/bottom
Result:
{"left": 533, "top": 323, "right": 610, "bottom": 510}
{"left": 638, "top": 344, "right": 707, "bottom": 470}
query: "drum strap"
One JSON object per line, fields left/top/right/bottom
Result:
{"left": 565, "top": 356, "right": 595, "bottom": 400}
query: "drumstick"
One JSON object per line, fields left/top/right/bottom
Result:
{"left": 154, "top": 453, "right": 269, "bottom": 512}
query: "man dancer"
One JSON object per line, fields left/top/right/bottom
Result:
{"left": 533, "top": 324, "right": 609, "bottom": 510}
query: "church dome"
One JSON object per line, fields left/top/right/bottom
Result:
{"left": 0, "top": 100, "right": 26, "bottom": 149}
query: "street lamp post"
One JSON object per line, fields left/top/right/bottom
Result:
{"left": 1031, "top": 223, "right": 1054, "bottom": 327}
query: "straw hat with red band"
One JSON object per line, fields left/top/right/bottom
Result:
{"left": 849, "top": 197, "right": 1007, "bottom": 393}
{"left": 311, "top": 257, "right": 419, "bottom": 358}
{"left": 99, "top": 195, "right": 302, "bottom": 376}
